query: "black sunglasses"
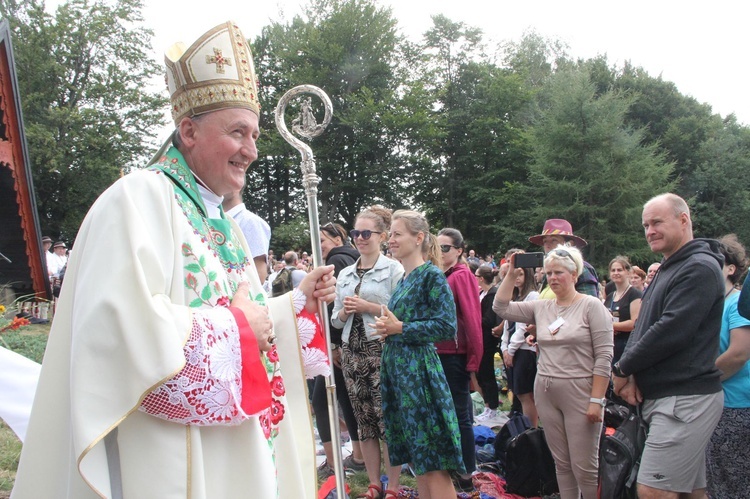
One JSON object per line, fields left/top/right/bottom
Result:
{"left": 440, "top": 244, "right": 459, "bottom": 253}
{"left": 321, "top": 222, "right": 342, "bottom": 239}
{"left": 552, "top": 248, "right": 572, "bottom": 259}
{"left": 350, "top": 229, "right": 382, "bottom": 240}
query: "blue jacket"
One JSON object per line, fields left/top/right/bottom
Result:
{"left": 331, "top": 254, "right": 404, "bottom": 343}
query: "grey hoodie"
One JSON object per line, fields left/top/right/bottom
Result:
{"left": 619, "top": 238, "right": 724, "bottom": 399}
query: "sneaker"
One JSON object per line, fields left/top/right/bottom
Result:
{"left": 482, "top": 408, "right": 499, "bottom": 421}
{"left": 450, "top": 470, "right": 474, "bottom": 492}
{"left": 317, "top": 461, "right": 335, "bottom": 481}
{"left": 474, "top": 406, "right": 490, "bottom": 421}
{"left": 474, "top": 408, "right": 491, "bottom": 422}
{"left": 342, "top": 454, "right": 366, "bottom": 472}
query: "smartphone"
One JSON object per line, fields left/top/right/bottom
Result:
{"left": 514, "top": 252, "right": 544, "bottom": 269}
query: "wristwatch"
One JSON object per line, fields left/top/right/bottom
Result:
{"left": 612, "top": 361, "right": 626, "bottom": 378}
{"left": 589, "top": 397, "right": 606, "bottom": 407}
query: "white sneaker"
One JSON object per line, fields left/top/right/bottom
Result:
{"left": 474, "top": 408, "right": 491, "bottom": 422}
{"left": 483, "top": 409, "right": 499, "bottom": 421}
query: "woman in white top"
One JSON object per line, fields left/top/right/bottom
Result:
{"left": 500, "top": 265, "right": 540, "bottom": 427}
{"left": 493, "top": 246, "right": 613, "bottom": 499}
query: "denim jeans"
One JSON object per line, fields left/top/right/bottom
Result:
{"left": 439, "top": 353, "right": 476, "bottom": 473}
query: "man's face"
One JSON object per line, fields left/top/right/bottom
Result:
{"left": 54, "top": 246, "right": 66, "bottom": 255}
{"left": 181, "top": 109, "right": 259, "bottom": 196}
{"left": 469, "top": 250, "right": 475, "bottom": 258}
{"left": 646, "top": 263, "right": 660, "bottom": 282}
{"left": 43, "top": 242, "right": 51, "bottom": 252}
{"left": 542, "top": 235, "right": 566, "bottom": 254}
{"left": 642, "top": 200, "right": 689, "bottom": 259}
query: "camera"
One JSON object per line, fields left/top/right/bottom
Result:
{"left": 514, "top": 252, "right": 544, "bottom": 269}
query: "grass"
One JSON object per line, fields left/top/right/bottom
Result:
{"left": 1, "top": 324, "right": 512, "bottom": 497}
{"left": 0, "top": 323, "right": 49, "bottom": 495}
{"left": 0, "top": 326, "right": 49, "bottom": 364}
{"left": 0, "top": 420, "right": 20, "bottom": 493}
{"left": 346, "top": 468, "right": 418, "bottom": 496}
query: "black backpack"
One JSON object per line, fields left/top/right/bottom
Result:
{"left": 505, "top": 427, "right": 559, "bottom": 497}
{"left": 493, "top": 412, "right": 531, "bottom": 465}
{"left": 598, "top": 405, "right": 648, "bottom": 499}
{"left": 271, "top": 267, "right": 294, "bottom": 297}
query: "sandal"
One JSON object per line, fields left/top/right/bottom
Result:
{"left": 383, "top": 489, "right": 399, "bottom": 498}
{"left": 356, "top": 484, "right": 382, "bottom": 499}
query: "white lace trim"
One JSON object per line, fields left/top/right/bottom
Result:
{"left": 139, "top": 308, "right": 249, "bottom": 426}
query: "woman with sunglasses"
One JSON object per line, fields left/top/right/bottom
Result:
{"left": 493, "top": 246, "right": 613, "bottom": 499}
{"left": 435, "top": 228, "right": 482, "bottom": 488}
{"left": 314, "top": 222, "right": 365, "bottom": 478}
{"left": 374, "top": 210, "right": 463, "bottom": 499}
{"left": 331, "top": 206, "right": 404, "bottom": 498}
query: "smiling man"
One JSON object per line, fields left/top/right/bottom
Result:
{"left": 13, "top": 21, "right": 334, "bottom": 499}
{"left": 613, "top": 193, "right": 724, "bottom": 499}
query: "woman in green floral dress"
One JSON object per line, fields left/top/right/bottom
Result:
{"left": 375, "top": 209, "right": 464, "bottom": 499}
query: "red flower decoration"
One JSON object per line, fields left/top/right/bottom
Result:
{"left": 269, "top": 399, "right": 285, "bottom": 425}
{"left": 266, "top": 346, "right": 279, "bottom": 363}
{"left": 259, "top": 410, "right": 271, "bottom": 439}
{"left": 185, "top": 273, "right": 198, "bottom": 288}
{"left": 181, "top": 244, "right": 192, "bottom": 256}
{"left": 270, "top": 376, "right": 285, "bottom": 397}
{"left": 216, "top": 296, "right": 230, "bottom": 307}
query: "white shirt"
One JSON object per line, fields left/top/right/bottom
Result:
{"left": 225, "top": 203, "right": 271, "bottom": 259}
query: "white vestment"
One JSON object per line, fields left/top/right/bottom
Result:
{"left": 12, "top": 150, "right": 317, "bottom": 498}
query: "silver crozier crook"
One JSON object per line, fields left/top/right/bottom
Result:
{"left": 274, "top": 85, "right": 346, "bottom": 497}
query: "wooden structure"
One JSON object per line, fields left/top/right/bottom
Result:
{"left": 0, "top": 20, "right": 49, "bottom": 300}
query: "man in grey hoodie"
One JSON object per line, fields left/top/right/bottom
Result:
{"left": 613, "top": 193, "right": 724, "bottom": 499}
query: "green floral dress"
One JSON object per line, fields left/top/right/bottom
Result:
{"left": 381, "top": 262, "right": 465, "bottom": 475}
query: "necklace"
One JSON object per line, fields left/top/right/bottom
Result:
{"left": 726, "top": 287, "right": 737, "bottom": 298}
{"left": 613, "top": 284, "right": 631, "bottom": 302}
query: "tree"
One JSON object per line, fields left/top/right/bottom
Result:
{"left": 522, "top": 66, "right": 674, "bottom": 270}
{"left": 2, "top": 0, "right": 167, "bottom": 240}
{"left": 686, "top": 116, "right": 750, "bottom": 242}
{"left": 409, "top": 17, "right": 540, "bottom": 255}
{"left": 247, "top": 0, "right": 419, "bottom": 233}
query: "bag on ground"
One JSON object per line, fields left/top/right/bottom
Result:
{"left": 598, "top": 405, "right": 648, "bottom": 499}
{"left": 505, "top": 427, "right": 559, "bottom": 497}
{"left": 494, "top": 412, "right": 531, "bottom": 464}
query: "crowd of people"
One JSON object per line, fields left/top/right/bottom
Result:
{"left": 15, "top": 19, "right": 747, "bottom": 499}
{"left": 260, "top": 200, "right": 748, "bottom": 499}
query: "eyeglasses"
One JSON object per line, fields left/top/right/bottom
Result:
{"left": 350, "top": 229, "right": 382, "bottom": 240}
{"left": 440, "top": 244, "right": 459, "bottom": 253}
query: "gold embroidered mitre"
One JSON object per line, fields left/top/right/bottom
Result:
{"left": 165, "top": 21, "right": 260, "bottom": 125}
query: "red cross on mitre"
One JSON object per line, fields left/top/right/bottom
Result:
{"left": 206, "top": 48, "right": 233, "bottom": 74}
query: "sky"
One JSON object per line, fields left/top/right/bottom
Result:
{"left": 136, "top": 0, "right": 750, "bottom": 128}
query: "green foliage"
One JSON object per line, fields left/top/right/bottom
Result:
{"left": 2, "top": 0, "right": 747, "bottom": 270}
{"left": 687, "top": 116, "right": 750, "bottom": 242}
{"left": 270, "top": 215, "right": 312, "bottom": 253}
{"left": 2, "top": 0, "right": 168, "bottom": 241}
{"left": 411, "top": 20, "right": 538, "bottom": 254}
{"left": 0, "top": 419, "right": 21, "bottom": 491}
{"left": 522, "top": 66, "right": 674, "bottom": 270}
{"left": 248, "top": 0, "right": 418, "bottom": 231}
{"left": 0, "top": 329, "right": 48, "bottom": 363}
